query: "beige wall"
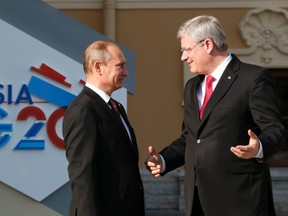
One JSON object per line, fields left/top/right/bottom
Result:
{"left": 61, "top": 8, "right": 256, "bottom": 169}
{"left": 62, "top": 8, "right": 253, "bottom": 168}
{"left": 62, "top": 9, "right": 104, "bottom": 33}
{"left": 3, "top": 4, "right": 287, "bottom": 216}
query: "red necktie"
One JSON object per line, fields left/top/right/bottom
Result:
{"left": 108, "top": 98, "right": 124, "bottom": 125}
{"left": 109, "top": 98, "right": 119, "bottom": 114}
{"left": 109, "top": 98, "right": 132, "bottom": 142}
{"left": 199, "top": 75, "right": 215, "bottom": 120}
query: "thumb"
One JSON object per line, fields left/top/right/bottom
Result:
{"left": 148, "top": 146, "right": 157, "bottom": 155}
{"left": 248, "top": 129, "right": 258, "bottom": 140}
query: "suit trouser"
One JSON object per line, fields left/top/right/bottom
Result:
{"left": 191, "top": 186, "right": 204, "bottom": 216}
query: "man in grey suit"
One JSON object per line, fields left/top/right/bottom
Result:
{"left": 145, "top": 15, "right": 286, "bottom": 216}
{"left": 63, "top": 41, "right": 145, "bottom": 216}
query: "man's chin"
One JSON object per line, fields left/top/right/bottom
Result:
{"left": 115, "top": 84, "right": 123, "bottom": 90}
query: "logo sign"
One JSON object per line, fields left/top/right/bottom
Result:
{"left": 0, "top": 19, "right": 84, "bottom": 201}
{"left": 0, "top": 18, "right": 128, "bottom": 202}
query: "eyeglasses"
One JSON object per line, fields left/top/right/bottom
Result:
{"left": 180, "top": 40, "right": 205, "bottom": 54}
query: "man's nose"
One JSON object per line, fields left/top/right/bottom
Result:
{"left": 181, "top": 52, "right": 188, "bottom": 61}
{"left": 123, "top": 67, "right": 128, "bottom": 76}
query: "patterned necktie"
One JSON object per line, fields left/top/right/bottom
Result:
{"left": 199, "top": 75, "right": 215, "bottom": 120}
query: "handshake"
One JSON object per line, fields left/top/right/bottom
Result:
{"left": 145, "top": 146, "right": 163, "bottom": 177}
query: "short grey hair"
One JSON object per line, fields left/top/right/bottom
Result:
{"left": 83, "top": 41, "right": 113, "bottom": 74}
{"left": 177, "top": 15, "right": 228, "bottom": 52}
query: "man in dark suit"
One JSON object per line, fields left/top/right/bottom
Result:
{"left": 63, "top": 41, "right": 145, "bottom": 216}
{"left": 145, "top": 15, "right": 286, "bottom": 216}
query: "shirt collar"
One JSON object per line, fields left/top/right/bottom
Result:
{"left": 210, "top": 53, "right": 232, "bottom": 81}
{"left": 85, "top": 82, "right": 110, "bottom": 103}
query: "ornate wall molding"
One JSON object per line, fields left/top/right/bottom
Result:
{"left": 44, "top": 0, "right": 288, "bottom": 9}
{"left": 43, "top": 0, "right": 102, "bottom": 9}
{"left": 231, "top": 8, "right": 288, "bottom": 68}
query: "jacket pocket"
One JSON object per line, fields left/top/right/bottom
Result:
{"left": 230, "top": 160, "right": 263, "bottom": 174}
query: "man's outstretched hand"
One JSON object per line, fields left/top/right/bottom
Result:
{"left": 230, "top": 129, "right": 260, "bottom": 159}
{"left": 145, "top": 146, "right": 163, "bottom": 177}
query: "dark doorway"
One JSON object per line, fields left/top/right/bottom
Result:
{"left": 268, "top": 69, "right": 288, "bottom": 167}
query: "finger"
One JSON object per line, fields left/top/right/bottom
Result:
{"left": 146, "top": 161, "right": 156, "bottom": 167}
{"left": 231, "top": 145, "right": 255, "bottom": 159}
{"left": 234, "top": 145, "right": 249, "bottom": 151}
{"left": 150, "top": 164, "right": 161, "bottom": 170}
{"left": 148, "top": 146, "right": 157, "bottom": 155}
{"left": 230, "top": 147, "right": 246, "bottom": 158}
{"left": 151, "top": 168, "right": 161, "bottom": 176}
{"left": 248, "top": 129, "right": 257, "bottom": 140}
{"left": 230, "top": 146, "right": 241, "bottom": 155}
{"left": 153, "top": 173, "right": 161, "bottom": 178}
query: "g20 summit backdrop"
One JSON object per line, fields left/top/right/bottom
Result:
{"left": 0, "top": 0, "right": 135, "bottom": 214}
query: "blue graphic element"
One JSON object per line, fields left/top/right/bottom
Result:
{"left": 0, "top": 108, "right": 12, "bottom": 148}
{"left": 0, "top": 0, "right": 135, "bottom": 213}
{"left": 14, "top": 140, "right": 44, "bottom": 150}
{"left": 27, "top": 76, "right": 76, "bottom": 107}
{"left": 0, "top": 108, "right": 8, "bottom": 118}
{"left": 0, "top": 124, "right": 13, "bottom": 132}
{"left": 0, "top": 135, "right": 11, "bottom": 148}
{"left": 15, "top": 84, "right": 33, "bottom": 104}
{"left": 0, "top": 0, "right": 136, "bottom": 94}
{"left": 25, "top": 122, "right": 45, "bottom": 137}
{"left": 14, "top": 121, "right": 45, "bottom": 150}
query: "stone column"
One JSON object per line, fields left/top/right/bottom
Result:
{"left": 103, "top": 0, "right": 116, "bottom": 40}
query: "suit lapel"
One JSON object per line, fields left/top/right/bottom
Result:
{"left": 118, "top": 104, "right": 139, "bottom": 159}
{"left": 83, "top": 86, "right": 138, "bottom": 159}
{"left": 199, "top": 55, "right": 240, "bottom": 123}
{"left": 191, "top": 75, "right": 204, "bottom": 124}
{"left": 111, "top": 100, "right": 139, "bottom": 160}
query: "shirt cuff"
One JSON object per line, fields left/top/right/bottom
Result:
{"left": 254, "top": 139, "right": 263, "bottom": 158}
{"left": 159, "top": 154, "right": 166, "bottom": 173}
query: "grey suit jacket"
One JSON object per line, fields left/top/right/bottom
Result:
{"left": 160, "top": 55, "right": 286, "bottom": 216}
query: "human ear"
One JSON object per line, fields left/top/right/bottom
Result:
{"left": 94, "top": 61, "right": 103, "bottom": 74}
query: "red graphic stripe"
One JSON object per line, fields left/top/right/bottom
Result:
{"left": 79, "top": 79, "right": 85, "bottom": 85}
{"left": 30, "top": 63, "right": 72, "bottom": 88}
{"left": 17, "top": 106, "right": 46, "bottom": 120}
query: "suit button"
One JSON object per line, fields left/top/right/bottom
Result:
{"left": 197, "top": 139, "right": 201, "bottom": 144}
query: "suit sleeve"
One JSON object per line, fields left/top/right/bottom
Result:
{"left": 160, "top": 122, "right": 187, "bottom": 175}
{"left": 249, "top": 68, "right": 287, "bottom": 160}
{"left": 63, "top": 104, "right": 100, "bottom": 215}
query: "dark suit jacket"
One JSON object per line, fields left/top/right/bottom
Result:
{"left": 63, "top": 86, "right": 145, "bottom": 216}
{"left": 160, "top": 55, "right": 286, "bottom": 216}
